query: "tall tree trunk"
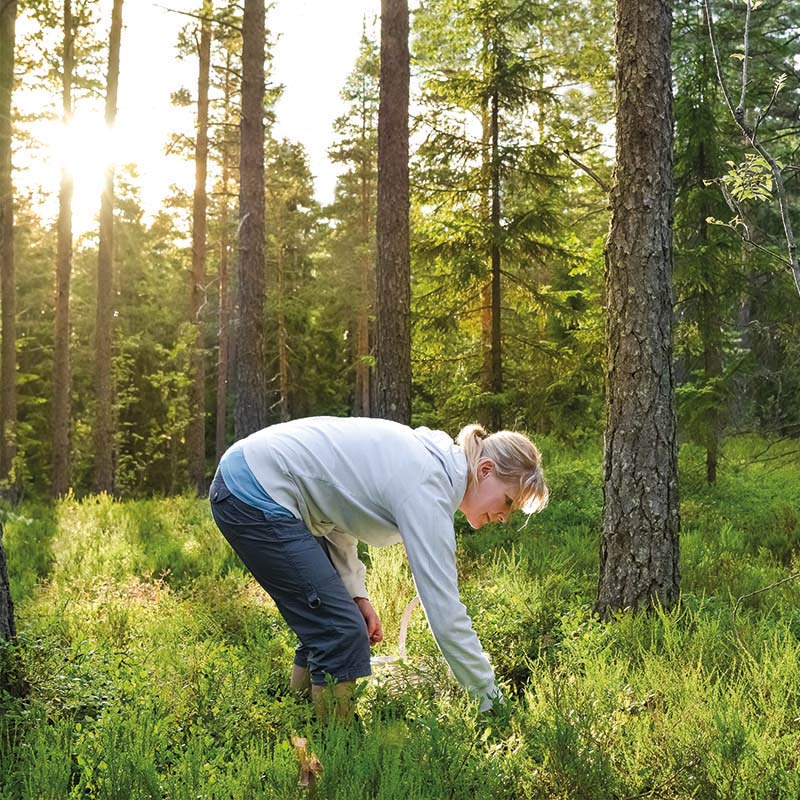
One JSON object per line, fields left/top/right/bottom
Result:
{"left": 479, "top": 88, "right": 492, "bottom": 427}
{"left": 354, "top": 118, "right": 373, "bottom": 417}
{"left": 188, "top": 4, "right": 212, "bottom": 494}
{"left": 375, "top": 0, "right": 410, "bottom": 424}
{"left": 697, "top": 144, "right": 722, "bottom": 484}
{"left": 52, "top": 0, "right": 74, "bottom": 498}
{"left": 478, "top": 26, "right": 501, "bottom": 431}
{"left": 0, "top": 0, "right": 17, "bottom": 496}
{"left": 234, "top": 0, "right": 267, "bottom": 438}
{"left": 699, "top": 218, "right": 722, "bottom": 485}
{"left": 276, "top": 245, "right": 289, "bottom": 422}
{"left": 354, "top": 254, "right": 371, "bottom": 417}
{"left": 701, "top": 291, "right": 722, "bottom": 484}
{"left": 215, "top": 49, "right": 235, "bottom": 463}
{"left": 489, "top": 84, "right": 502, "bottom": 431}
{"left": 0, "top": 522, "right": 14, "bottom": 642}
{"left": 93, "top": 0, "right": 123, "bottom": 494}
{"left": 215, "top": 220, "right": 231, "bottom": 459}
{"left": 479, "top": 275, "right": 492, "bottom": 419}
{"left": 597, "top": 0, "right": 680, "bottom": 618}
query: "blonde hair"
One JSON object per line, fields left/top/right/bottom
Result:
{"left": 456, "top": 423, "right": 549, "bottom": 515}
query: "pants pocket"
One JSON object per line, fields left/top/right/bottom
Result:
{"left": 304, "top": 584, "right": 321, "bottom": 609}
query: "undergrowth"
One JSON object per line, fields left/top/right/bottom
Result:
{"left": 1, "top": 436, "right": 799, "bottom": 798}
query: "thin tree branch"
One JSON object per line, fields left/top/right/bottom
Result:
{"left": 704, "top": 0, "right": 800, "bottom": 297}
{"left": 739, "top": 0, "right": 751, "bottom": 113}
{"left": 753, "top": 75, "right": 783, "bottom": 140}
{"left": 732, "top": 573, "right": 800, "bottom": 656}
{"left": 563, "top": 149, "right": 610, "bottom": 193}
{"left": 153, "top": 3, "right": 242, "bottom": 33}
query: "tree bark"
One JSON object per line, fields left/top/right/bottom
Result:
{"left": 215, "top": 216, "right": 231, "bottom": 460}
{"left": 0, "top": 1, "right": 17, "bottom": 496}
{"left": 93, "top": 0, "right": 123, "bottom": 494}
{"left": 188, "top": 4, "right": 212, "bottom": 494}
{"left": 52, "top": 0, "right": 74, "bottom": 498}
{"left": 699, "top": 211, "right": 722, "bottom": 485}
{"left": 276, "top": 244, "right": 289, "bottom": 422}
{"left": 0, "top": 521, "right": 14, "bottom": 642}
{"left": 215, "top": 47, "right": 235, "bottom": 463}
{"left": 354, "top": 120, "right": 373, "bottom": 417}
{"left": 597, "top": 0, "right": 680, "bottom": 618}
{"left": 479, "top": 86, "right": 493, "bottom": 428}
{"left": 234, "top": 0, "right": 268, "bottom": 438}
{"left": 477, "top": 27, "right": 502, "bottom": 431}
{"left": 375, "top": 0, "right": 410, "bottom": 424}
{"left": 701, "top": 292, "right": 722, "bottom": 485}
{"left": 489, "top": 84, "right": 502, "bottom": 431}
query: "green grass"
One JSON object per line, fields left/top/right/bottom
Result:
{"left": 1, "top": 436, "right": 799, "bottom": 799}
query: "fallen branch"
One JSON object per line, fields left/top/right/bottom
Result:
{"left": 731, "top": 572, "right": 800, "bottom": 654}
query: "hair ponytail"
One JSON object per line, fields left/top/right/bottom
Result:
{"left": 456, "top": 423, "right": 487, "bottom": 487}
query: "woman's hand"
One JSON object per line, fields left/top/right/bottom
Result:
{"left": 354, "top": 597, "right": 383, "bottom": 644}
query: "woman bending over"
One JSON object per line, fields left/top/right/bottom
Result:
{"left": 208, "top": 416, "right": 548, "bottom": 719}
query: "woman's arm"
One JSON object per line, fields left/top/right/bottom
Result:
{"left": 325, "top": 531, "right": 382, "bottom": 644}
{"left": 393, "top": 471, "right": 501, "bottom": 711}
{"left": 323, "top": 529, "right": 369, "bottom": 599}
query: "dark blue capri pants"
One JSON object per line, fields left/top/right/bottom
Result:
{"left": 208, "top": 471, "right": 371, "bottom": 685}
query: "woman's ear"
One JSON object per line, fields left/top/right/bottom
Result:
{"left": 478, "top": 459, "right": 494, "bottom": 480}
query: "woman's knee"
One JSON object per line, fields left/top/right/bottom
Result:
{"left": 308, "top": 607, "right": 371, "bottom": 685}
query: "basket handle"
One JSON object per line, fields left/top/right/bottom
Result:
{"left": 398, "top": 595, "right": 421, "bottom": 659}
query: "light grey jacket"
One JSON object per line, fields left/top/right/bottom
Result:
{"left": 240, "top": 416, "right": 499, "bottom": 708}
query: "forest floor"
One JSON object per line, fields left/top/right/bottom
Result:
{"left": 1, "top": 436, "right": 800, "bottom": 799}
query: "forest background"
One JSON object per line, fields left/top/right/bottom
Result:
{"left": 1, "top": 1, "right": 800, "bottom": 797}
{"left": 1, "top": 0, "right": 797, "bottom": 501}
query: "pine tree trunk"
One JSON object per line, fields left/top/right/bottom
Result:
{"left": 276, "top": 245, "right": 290, "bottom": 422}
{"left": 215, "top": 222, "right": 231, "bottom": 461}
{"left": 478, "top": 29, "right": 502, "bottom": 431}
{"left": 215, "top": 50, "right": 235, "bottom": 463}
{"left": 234, "top": 0, "right": 268, "bottom": 438}
{"left": 697, "top": 144, "right": 722, "bottom": 485}
{"left": 479, "top": 92, "right": 493, "bottom": 428}
{"left": 52, "top": 0, "right": 74, "bottom": 498}
{"left": 188, "top": 6, "right": 211, "bottom": 495}
{"left": 354, "top": 137, "right": 373, "bottom": 417}
{"left": 375, "top": 0, "right": 410, "bottom": 424}
{"left": 701, "top": 289, "right": 722, "bottom": 485}
{"left": 489, "top": 86, "right": 502, "bottom": 431}
{"left": 0, "top": 521, "right": 14, "bottom": 642}
{"left": 93, "top": 0, "right": 123, "bottom": 494}
{"left": 0, "top": 1, "right": 17, "bottom": 496}
{"left": 597, "top": 0, "right": 680, "bottom": 618}
{"left": 354, "top": 254, "right": 371, "bottom": 417}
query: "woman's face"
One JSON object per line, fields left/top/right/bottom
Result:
{"left": 458, "top": 459, "right": 517, "bottom": 528}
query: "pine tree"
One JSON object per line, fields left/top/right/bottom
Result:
{"left": 597, "top": 0, "right": 680, "bottom": 618}
{"left": 412, "top": 0, "right": 588, "bottom": 430}
{"left": 234, "top": 0, "right": 268, "bottom": 437}
{"left": 210, "top": 5, "right": 241, "bottom": 460}
{"left": 0, "top": 0, "right": 17, "bottom": 497}
{"left": 375, "top": 0, "right": 411, "bottom": 424}
{"left": 93, "top": 0, "right": 124, "bottom": 494}
{"left": 187, "top": 1, "right": 212, "bottom": 494}
{"left": 0, "top": 0, "right": 17, "bottom": 646}
{"left": 264, "top": 138, "right": 324, "bottom": 420}
{"left": 52, "top": 0, "right": 75, "bottom": 497}
{"left": 672, "top": 0, "right": 742, "bottom": 484}
{"left": 326, "top": 28, "right": 379, "bottom": 417}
